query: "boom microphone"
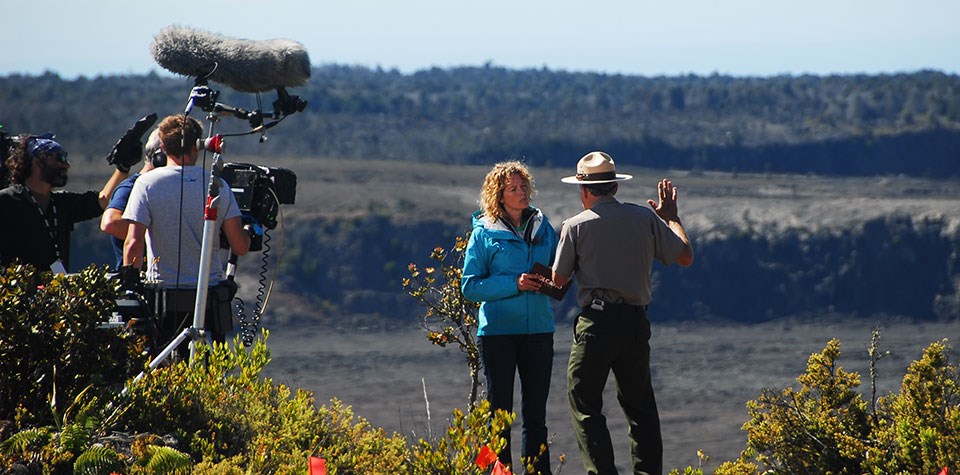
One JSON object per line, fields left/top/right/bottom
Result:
{"left": 151, "top": 25, "right": 311, "bottom": 93}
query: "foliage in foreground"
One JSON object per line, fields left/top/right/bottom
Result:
{"left": 709, "top": 336, "right": 960, "bottom": 475}
{"left": 0, "top": 265, "right": 512, "bottom": 474}
{"left": 3, "top": 263, "right": 960, "bottom": 474}
{"left": 0, "top": 263, "right": 147, "bottom": 427}
{"left": 1, "top": 334, "right": 514, "bottom": 474}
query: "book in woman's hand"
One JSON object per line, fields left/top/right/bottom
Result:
{"left": 530, "top": 262, "right": 571, "bottom": 300}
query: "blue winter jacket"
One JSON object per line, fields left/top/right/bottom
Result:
{"left": 461, "top": 207, "right": 558, "bottom": 336}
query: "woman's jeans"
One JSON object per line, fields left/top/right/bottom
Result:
{"left": 479, "top": 332, "right": 554, "bottom": 475}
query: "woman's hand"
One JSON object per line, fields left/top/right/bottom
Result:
{"left": 517, "top": 273, "right": 543, "bottom": 292}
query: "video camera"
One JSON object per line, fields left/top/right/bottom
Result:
{"left": 220, "top": 162, "right": 296, "bottom": 252}
{"left": 0, "top": 127, "right": 13, "bottom": 185}
{"left": 0, "top": 127, "right": 54, "bottom": 185}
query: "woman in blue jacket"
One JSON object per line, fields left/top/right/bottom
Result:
{"left": 462, "top": 161, "right": 558, "bottom": 475}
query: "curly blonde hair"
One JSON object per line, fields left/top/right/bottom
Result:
{"left": 479, "top": 161, "right": 536, "bottom": 221}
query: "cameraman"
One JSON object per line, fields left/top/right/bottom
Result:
{"left": 100, "top": 128, "right": 164, "bottom": 271}
{"left": 0, "top": 135, "right": 129, "bottom": 272}
{"left": 121, "top": 114, "right": 250, "bottom": 345}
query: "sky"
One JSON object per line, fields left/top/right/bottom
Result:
{"left": 2, "top": 0, "right": 958, "bottom": 79}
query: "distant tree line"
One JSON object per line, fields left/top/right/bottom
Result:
{"left": 2, "top": 67, "right": 958, "bottom": 177}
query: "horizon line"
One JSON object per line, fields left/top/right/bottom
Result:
{"left": 2, "top": 62, "right": 957, "bottom": 81}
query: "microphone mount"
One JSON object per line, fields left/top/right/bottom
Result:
{"left": 273, "top": 87, "right": 308, "bottom": 117}
{"left": 181, "top": 76, "right": 306, "bottom": 137}
{"left": 184, "top": 76, "right": 220, "bottom": 116}
{"left": 211, "top": 103, "right": 264, "bottom": 130}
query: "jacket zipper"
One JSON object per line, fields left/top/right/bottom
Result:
{"left": 525, "top": 212, "right": 538, "bottom": 333}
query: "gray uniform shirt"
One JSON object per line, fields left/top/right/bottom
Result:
{"left": 553, "top": 195, "right": 686, "bottom": 308}
{"left": 123, "top": 165, "right": 241, "bottom": 289}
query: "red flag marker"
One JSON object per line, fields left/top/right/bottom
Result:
{"left": 309, "top": 456, "right": 327, "bottom": 475}
{"left": 475, "top": 445, "right": 498, "bottom": 469}
{"left": 491, "top": 459, "right": 512, "bottom": 475}
{"left": 938, "top": 468, "right": 948, "bottom": 475}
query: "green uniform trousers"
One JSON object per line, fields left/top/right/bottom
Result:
{"left": 567, "top": 304, "right": 662, "bottom": 475}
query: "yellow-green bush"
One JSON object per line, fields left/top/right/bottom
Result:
{"left": 865, "top": 340, "right": 960, "bottom": 474}
{"left": 739, "top": 339, "right": 871, "bottom": 473}
{"left": 410, "top": 400, "right": 512, "bottom": 475}
{"left": 118, "top": 333, "right": 323, "bottom": 469}
{"left": 718, "top": 337, "right": 958, "bottom": 475}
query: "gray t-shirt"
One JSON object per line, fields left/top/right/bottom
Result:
{"left": 553, "top": 195, "right": 686, "bottom": 307}
{"left": 123, "top": 166, "right": 242, "bottom": 289}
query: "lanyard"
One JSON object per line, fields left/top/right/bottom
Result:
{"left": 23, "top": 187, "right": 61, "bottom": 261}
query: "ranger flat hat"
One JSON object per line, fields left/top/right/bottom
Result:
{"left": 561, "top": 151, "right": 633, "bottom": 184}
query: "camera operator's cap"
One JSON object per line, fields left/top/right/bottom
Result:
{"left": 561, "top": 151, "right": 633, "bottom": 184}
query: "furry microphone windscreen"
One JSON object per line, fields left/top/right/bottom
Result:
{"left": 150, "top": 25, "right": 311, "bottom": 93}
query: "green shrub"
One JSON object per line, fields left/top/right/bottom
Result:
{"left": 866, "top": 339, "right": 960, "bottom": 474}
{"left": 739, "top": 339, "right": 871, "bottom": 473}
{"left": 0, "top": 263, "right": 147, "bottom": 427}
{"left": 720, "top": 336, "right": 958, "bottom": 475}
{"left": 307, "top": 398, "right": 409, "bottom": 475}
{"left": 120, "top": 333, "right": 508, "bottom": 474}
{"left": 118, "top": 332, "right": 324, "bottom": 471}
{"left": 409, "top": 400, "right": 512, "bottom": 475}
{"left": 0, "top": 385, "right": 180, "bottom": 474}
{"left": 0, "top": 256, "right": 516, "bottom": 474}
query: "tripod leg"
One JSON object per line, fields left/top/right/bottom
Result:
{"left": 122, "top": 327, "right": 197, "bottom": 396}
{"left": 189, "top": 163, "right": 224, "bottom": 362}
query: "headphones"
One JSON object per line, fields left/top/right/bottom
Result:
{"left": 150, "top": 149, "right": 167, "bottom": 168}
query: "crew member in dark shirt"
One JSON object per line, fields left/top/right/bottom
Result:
{"left": 0, "top": 135, "right": 128, "bottom": 272}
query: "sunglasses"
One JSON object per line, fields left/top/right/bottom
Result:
{"left": 40, "top": 151, "right": 69, "bottom": 165}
